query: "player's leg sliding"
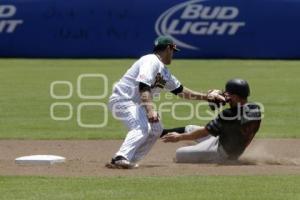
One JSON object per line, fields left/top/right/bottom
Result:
{"left": 175, "top": 135, "right": 221, "bottom": 163}
{"left": 161, "top": 125, "right": 227, "bottom": 163}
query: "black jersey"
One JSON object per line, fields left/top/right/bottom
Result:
{"left": 205, "top": 103, "right": 261, "bottom": 159}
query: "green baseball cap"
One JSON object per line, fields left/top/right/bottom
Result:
{"left": 154, "top": 36, "right": 180, "bottom": 52}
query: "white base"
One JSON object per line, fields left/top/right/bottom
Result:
{"left": 15, "top": 155, "right": 66, "bottom": 165}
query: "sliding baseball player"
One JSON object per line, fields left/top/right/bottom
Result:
{"left": 106, "top": 35, "right": 225, "bottom": 169}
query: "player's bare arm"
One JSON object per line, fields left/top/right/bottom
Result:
{"left": 139, "top": 82, "right": 159, "bottom": 123}
{"left": 178, "top": 87, "right": 225, "bottom": 102}
{"left": 162, "top": 127, "right": 209, "bottom": 143}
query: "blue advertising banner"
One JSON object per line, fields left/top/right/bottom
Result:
{"left": 0, "top": 0, "right": 300, "bottom": 58}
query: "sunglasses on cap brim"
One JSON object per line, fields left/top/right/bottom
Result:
{"left": 168, "top": 44, "right": 179, "bottom": 52}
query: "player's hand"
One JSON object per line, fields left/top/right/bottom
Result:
{"left": 162, "top": 132, "right": 181, "bottom": 143}
{"left": 207, "top": 89, "right": 226, "bottom": 103}
{"left": 207, "top": 89, "right": 226, "bottom": 110}
{"left": 147, "top": 110, "right": 159, "bottom": 123}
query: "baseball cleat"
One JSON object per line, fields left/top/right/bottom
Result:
{"left": 105, "top": 156, "right": 139, "bottom": 169}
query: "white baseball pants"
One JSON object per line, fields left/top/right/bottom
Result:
{"left": 175, "top": 125, "right": 228, "bottom": 163}
{"left": 109, "top": 99, "right": 163, "bottom": 162}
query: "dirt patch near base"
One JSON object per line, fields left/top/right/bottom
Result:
{"left": 0, "top": 139, "right": 299, "bottom": 177}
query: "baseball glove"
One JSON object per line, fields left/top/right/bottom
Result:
{"left": 207, "top": 89, "right": 226, "bottom": 110}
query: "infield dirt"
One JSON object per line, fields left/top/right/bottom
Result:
{"left": 0, "top": 139, "right": 299, "bottom": 177}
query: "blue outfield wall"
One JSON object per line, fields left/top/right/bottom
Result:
{"left": 0, "top": 0, "right": 300, "bottom": 58}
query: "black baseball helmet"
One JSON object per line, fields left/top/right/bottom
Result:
{"left": 225, "top": 78, "right": 250, "bottom": 98}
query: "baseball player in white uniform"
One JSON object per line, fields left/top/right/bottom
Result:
{"left": 106, "top": 36, "right": 225, "bottom": 169}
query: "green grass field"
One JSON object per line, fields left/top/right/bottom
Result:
{"left": 0, "top": 175, "right": 299, "bottom": 200}
{"left": 0, "top": 59, "right": 299, "bottom": 139}
{"left": 0, "top": 59, "right": 299, "bottom": 200}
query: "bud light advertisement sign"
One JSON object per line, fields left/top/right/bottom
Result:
{"left": 0, "top": 0, "right": 300, "bottom": 58}
{"left": 155, "top": 0, "right": 246, "bottom": 50}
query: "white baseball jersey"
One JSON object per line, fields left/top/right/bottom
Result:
{"left": 110, "top": 54, "right": 181, "bottom": 102}
{"left": 109, "top": 54, "right": 182, "bottom": 162}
